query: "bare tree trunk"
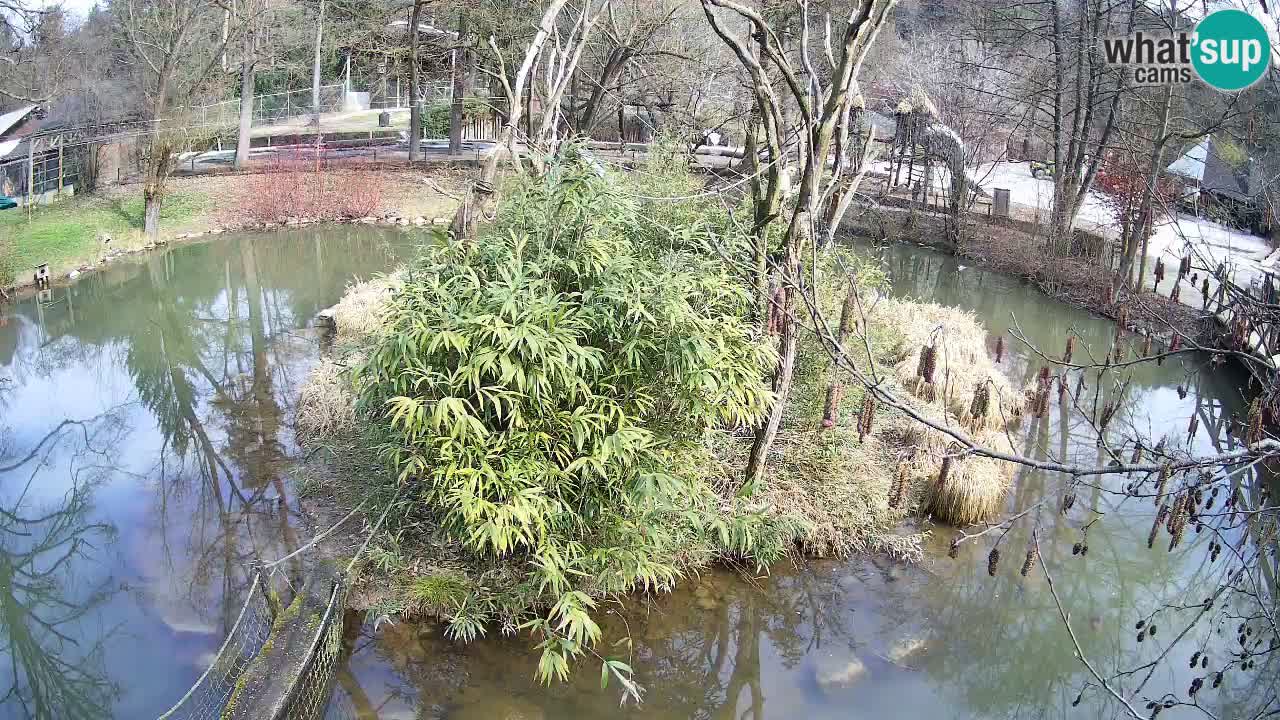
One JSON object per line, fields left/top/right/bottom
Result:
{"left": 311, "top": 0, "right": 325, "bottom": 129}
{"left": 143, "top": 73, "right": 172, "bottom": 241}
{"left": 408, "top": 0, "right": 422, "bottom": 161}
{"left": 577, "top": 48, "right": 632, "bottom": 134}
{"left": 745, "top": 285, "right": 799, "bottom": 487}
{"left": 1047, "top": 0, "right": 1070, "bottom": 253}
{"left": 234, "top": 17, "right": 255, "bottom": 171}
{"left": 1121, "top": 33, "right": 1174, "bottom": 289}
{"left": 143, "top": 180, "right": 163, "bottom": 239}
{"left": 448, "top": 9, "right": 469, "bottom": 155}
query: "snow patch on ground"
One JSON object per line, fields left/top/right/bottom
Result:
{"left": 873, "top": 159, "right": 1277, "bottom": 308}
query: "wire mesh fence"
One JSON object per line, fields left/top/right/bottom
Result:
{"left": 272, "top": 579, "right": 348, "bottom": 720}
{"left": 154, "top": 572, "right": 349, "bottom": 720}
{"left": 155, "top": 573, "right": 274, "bottom": 720}
{"left": 0, "top": 144, "right": 87, "bottom": 204}
{"left": 195, "top": 85, "right": 346, "bottom": 128}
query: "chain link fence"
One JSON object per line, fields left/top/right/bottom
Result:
{"left": 1, "top": 143, "right": 87, "bottom": 205}
{"left": 155, "top": 573, "right": 274, "bottom": 720}
{"left": 195, "top": 85, "right": 346, "bottom": 128}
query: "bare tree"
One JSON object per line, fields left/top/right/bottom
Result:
{"left": 702, "top": 0, "right": 895, "bottom": 490}
{"left": 0, "top": 1, "right": 71, "bottom": 103}
{"left": 572, "top": 1, "right": 682, "bottom": 136}
{"left": 116, "top": 0, "right": 234, "bottom": 239}
{"left": 478, "top": 0, "right": 571, "bottom": 183}
{"left": 407, "top": 0, "right": 424, "bottom": 162}
{"left": 448, "top": 7, "right": 469, "bottom": 155}
{"left": 234, "top": 0, "right": 268, "bottom": 170}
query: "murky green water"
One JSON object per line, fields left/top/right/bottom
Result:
{"left": 0, "top": 226, "right": 416, "bottom": 718}
{"left": 0, "top": 231, "right": 1273, "bottom": 719}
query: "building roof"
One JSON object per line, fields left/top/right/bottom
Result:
{"left": 0, "top": 105, "right": 37, "bottom": 139}
{"left": 1167, "top": 136, "right": 1255, "bottom": 201}
{"left": 1167, "top": 138, "right": 1208, "bottom": 181}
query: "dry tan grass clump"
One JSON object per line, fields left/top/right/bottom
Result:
{"left": 296, "top": 356, "right": 360, "bottom": 439}
{"left": 870, "top": 298, "right": 1026, "bottom": 526}
{"left": 755, "top": 424, "right": 922, "bottom": 561}
{"left": 881, "top": 298, "right": 1024, "bottom": 431}
{"left": 297, "top": 271, "right": 402, "bottom": 439}
{"left": 331, "top": 272, "right": 404, "bottom": 343}
{"left": 888, "top": 415, "right": 1016, "bottom": 526}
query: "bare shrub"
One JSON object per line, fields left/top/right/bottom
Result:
{"left": 238, "top": 150, "right": 385, "bottom": 224}
{"left": 328, "top": 169, "right": 384, "bottom": 219}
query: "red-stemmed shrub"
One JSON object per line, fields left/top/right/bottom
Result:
{"left": 237, "top": 147, "right": 384, "bottom": 224}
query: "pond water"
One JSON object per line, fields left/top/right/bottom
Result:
{"left": 0, "top": 226, "right": 417, "bottom": 718}
{"left": 0, "top": 230, "right": 1273, "bottom": 719}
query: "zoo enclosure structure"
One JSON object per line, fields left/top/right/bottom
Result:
{"left": 0, "top": 132, "right": 89, "bottom": 206}
{"left": 193, "top": 84, "right": 347, "bottom": 128}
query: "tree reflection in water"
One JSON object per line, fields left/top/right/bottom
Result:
{"left": 0, "top": 419, "right": 122, "bottom": 719}
{"left": 325, "top": 563, "right": 873, "bottom": 720}
{"left": 0, "top": 227, "right": 414, "bottom": 718}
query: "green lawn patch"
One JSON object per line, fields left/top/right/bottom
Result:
{"left": 0, "top": 189, "right": 214, "bottom": 282}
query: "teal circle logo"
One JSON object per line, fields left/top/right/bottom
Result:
{"left": 1192, "top": 9, "right": 1270, "bottom": 91}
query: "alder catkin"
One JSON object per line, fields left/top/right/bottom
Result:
{"left": 889, "top": 461, "right": 910, "bottom": 509}
{"left": 969, "top": 380, "right": 991, "bottom": 422}
{"left": 1148, "top": 503, "right": 1169, "bottom": 549}
{"left": 1155, "top": 463, "right": 1171, "bottom": 506}
{"left": 936, "top": 456, "right": 953, "bottom": 492}
{"left": 1020, "top": 548, "right": 1036, "bottom": 577}
{"left": 917, "top": 343, "right": 937, "bottom": 384}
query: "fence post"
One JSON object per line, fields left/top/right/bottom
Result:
{"left": 27, "top": 142, "right": 34, "bottom": 207}
{"left": 58, "top": 145, "right": 64, "bottom": 192}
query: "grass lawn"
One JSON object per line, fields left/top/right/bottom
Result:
{"left": 1, "top": 188, "right": 215, "bottom": 282}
